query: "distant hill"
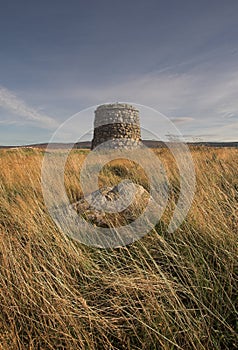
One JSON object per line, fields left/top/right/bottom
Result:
{"left": 0, "top": 141, "right": 91, "bottom": 149}
{"left": 0, "top": 140, "right": 237, "bottom": 149}
{"left": 143, "top": 140, "right": 238, "bottom": 148}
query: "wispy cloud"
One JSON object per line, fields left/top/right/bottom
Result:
{"left": 63, "top": 59, "right": 238, "bottom": 141}
{"left": 170, "top": 117, "right": 194, "bottom": 124}
{"left": 0, "top": 86, "right": 59, "bottom": 128}
{"left": 0, "top": 119, "right": 19, "bottom": 125}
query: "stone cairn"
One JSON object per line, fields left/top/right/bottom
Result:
{"left": 91, "top": 103, "right": 141, "bottom": 149}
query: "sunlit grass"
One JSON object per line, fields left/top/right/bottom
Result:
{"left": 0, "top": 146, "right": 237, "bottom": 349}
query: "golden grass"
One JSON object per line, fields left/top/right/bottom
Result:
{"left": 0, "top": 146, "right": 237, "bottom": 349}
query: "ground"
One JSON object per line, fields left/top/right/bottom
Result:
{"left": 0, "top": 147, "right": 237, "bottom": 350}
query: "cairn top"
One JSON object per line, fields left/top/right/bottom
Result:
{"left": 95, "top": 103, "right": 139, "bottom": 112}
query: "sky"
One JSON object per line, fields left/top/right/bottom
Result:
{"left": 0, "top": 0, "right": 238, "bottom": 145}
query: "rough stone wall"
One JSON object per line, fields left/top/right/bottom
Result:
{"left": 91, "top": 103, "right": 141, "bottom": 149}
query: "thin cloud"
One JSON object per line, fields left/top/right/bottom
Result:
{"left": 170, "top": 117, "right": 194, "bottom": 124}
{"left": 0, "top": 119, "right": 19, "bottom": 125}
{"left": 65, "top": 60, "right": 238, "bottom": 142}
{"left": 0, "top": 86, "right": 59, "bottom": 128}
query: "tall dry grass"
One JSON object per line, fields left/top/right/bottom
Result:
{"left": 0, "top": 146, "right": 237, "bottom": 349}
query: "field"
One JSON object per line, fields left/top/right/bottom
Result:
{"left": 0, "top": 147, "right": 237, "bottom": 349}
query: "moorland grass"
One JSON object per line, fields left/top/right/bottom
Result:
{"left": 0, "top": 147, "right": 237, "bottom": 349}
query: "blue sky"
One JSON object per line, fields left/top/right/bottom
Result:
{"left": 0, "top": 0, "right": 238, "bottom": 145}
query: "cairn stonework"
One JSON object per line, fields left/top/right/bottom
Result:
{"left": 91, "top": 103, "right": 141, "bottom": 149}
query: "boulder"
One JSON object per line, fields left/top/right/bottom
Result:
{"left": 72, "top": 182, "right": 151, "bottom": 228}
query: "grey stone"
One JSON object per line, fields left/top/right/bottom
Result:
{"left": 72, "top": 182, "right": 152, "bottom": 227}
